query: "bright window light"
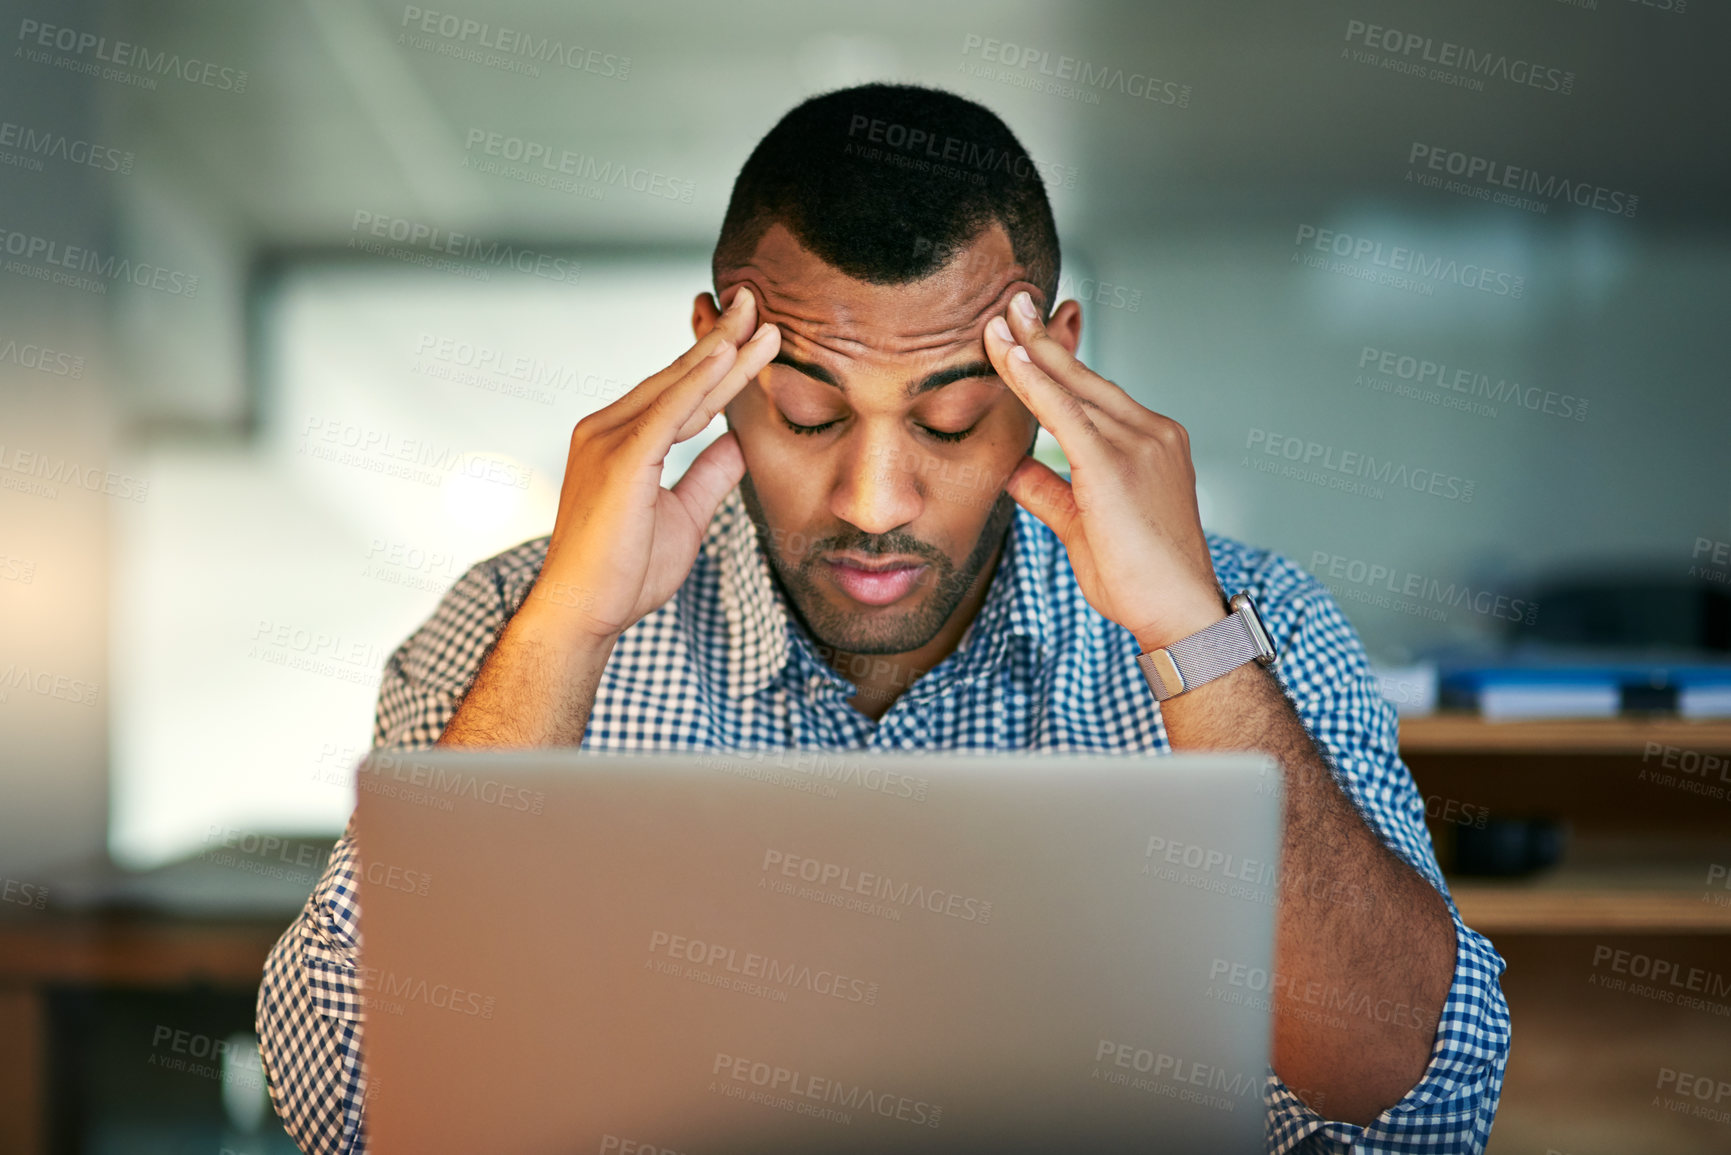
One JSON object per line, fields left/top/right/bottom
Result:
{"left": 110, "top": 252, "right": 716, "bottom": 868}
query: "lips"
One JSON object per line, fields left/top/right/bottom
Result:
{"left": 822, "top": 555, "right": 929, "bottom": 607}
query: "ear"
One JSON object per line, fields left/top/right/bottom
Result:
{"left": 691, "top": 291, "right": 723, "bottom": 342}
{"left": 1046, "top": 297, "right": 1083, "bottom": 355}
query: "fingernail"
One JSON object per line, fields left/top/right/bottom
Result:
{"left": 749, "top": 321, "right": 775, "bottom": 344}
{"left": 728, "top": 286, "right": 753, "bottom": 314}
{"left": 1010, "top": 345, "right": 1031, "bottom": 363}
{"left": 987, "top": 315, "right": 1013, "bottom": 344}
{"left": 1012, "top": 291, "right": 1037, "bottom": 322}
{"left": 706, "top": 339, "right": 732, "bottom": 359}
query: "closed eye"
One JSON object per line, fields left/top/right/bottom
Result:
{"left": 778, "top": 414, "right": 978, "bottom": 442}
{"left": 780, "top": 414, "right": 840, "bottom": 436}
{"left": 920, "top": 423, "right": 976, "bottom": 444}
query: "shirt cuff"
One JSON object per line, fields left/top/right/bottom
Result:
{"left": 1264, "top": 902, "right": 1511, "bottom": 1154}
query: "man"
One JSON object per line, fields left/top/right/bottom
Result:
{"left": 258, "top": 84, "right": 1508, "bottom": 1153}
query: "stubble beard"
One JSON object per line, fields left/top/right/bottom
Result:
{"left": 739, "top": 472, "right": 1016, "bottom": 657}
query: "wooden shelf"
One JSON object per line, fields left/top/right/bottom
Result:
{"left": 1449, "top": 847, "right": 1731, "bottom": 934}
{"left": 0, "top": 915, "right": 284, "bottom": 987}
{"left": 1399, "top": 713, "right": 1731, "bottom": 755}
{"left": 1453, "top": 886, "right": 1731, "bottom": 934}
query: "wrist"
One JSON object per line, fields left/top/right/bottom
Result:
{"left": 1131, "top": 589, "right": 1231, "bottom": 654}
{"left": 1134, "top": 588, "right": 1278, "bottom": 704}
{"left": 513, "top": 590, "right": 622, "bottom": 656}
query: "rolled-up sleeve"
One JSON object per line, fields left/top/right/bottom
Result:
{"left": 255, "top": 558, "right": 516, "bottom": 1153}
{"left": 1265, "top": 913, "right": 1510, "bottom": 1153}
{"left": 1236, "top": 548, "right": 1511, "bottom": 1153}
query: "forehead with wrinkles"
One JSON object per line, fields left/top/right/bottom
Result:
{"left": 716, "top": 222, "right": 1043, "bottom": 365}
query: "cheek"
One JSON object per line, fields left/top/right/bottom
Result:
{"left": 999, "top": 397, "right": 1039, "bottom": 451}
{"left": 912, "top": 435, "right": 1019, "bottom": 531}
{"left": 724, "top": 384, "right": 778, "bottom": 462}
{"left": 726, "top": 386, "right": 825, "bottom": 521}
{"left": 965, "top": 406, "right": 1039, "bottom": 475}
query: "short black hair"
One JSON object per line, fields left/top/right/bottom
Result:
{"left": 713, "top": 83, "right": 1060, "bottom": 311}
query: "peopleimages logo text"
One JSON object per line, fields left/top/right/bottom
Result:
{"left": 0, "top": 443, "right": 149, "bottom": 501}
{"left": 1246, "top": 429, "right": 1476, "bottom": 503}
{"left": 845, "top": 115, "right": 1078, "bottom": 189}
{"left": 960, "top": 33, "right": 1190, "bottom": 106}
{"left": 0, "top": 120, "right": 134, "bottom": 174}
{"left": 1408, "top": 143, "right": 1637, "bottom": 218}
{"left": 1342, "top": 19, "right": 1573, "bottom": 94}
{"left": 1309, "top": 551, "right": 1538, "bottom": 626}
{"left": 349, "top": 211, "right": 582, "bottom": 285}
{"left": 0, "top": 337, "right": 84, "bottom": 377}
{"left": 760, "top": 850, "right": 993, "bottom": 923}
{"left": 0, "top": 227, "right": 199, "bottom": 297}
{"left": 1357, "top": 346, "right": 1587, "bottom": 421}
{"left": 399, "top": 7, "right": 630, "bottom": 78}
{"left": 648, "top": 930, "right": 879, "bottom": 1005}
{"left": 712, "top": 1053, "right": 943, "bottom": 1127}
{"left": 16, "top": 19, "right": 249, "bottom": 91}
{"left": 1293, "top": 225, "right": 1524, "bottom": 298}
{"left": 463, "top": 129, "right": 694, "bottom": 202}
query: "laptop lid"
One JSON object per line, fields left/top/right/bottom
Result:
{"left": 353, "top": 749, "right": 1282, "bottom": 1155}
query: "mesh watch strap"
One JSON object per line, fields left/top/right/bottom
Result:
{"left": 1137, "top": 609, "right": 1262, "bottom": 701}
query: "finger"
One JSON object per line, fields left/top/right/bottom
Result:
{"left": 636, "top": 321, "right": 778, "bottom": 457}
{"left": 669, "top": 428, "right": 746, "bottom": 529}
{"left": 1002, "top": 291, "right": 1148, "bottom": 424}
{"left": 983, "top": 314, "right": 1109, "bottom": 457}
{"left": 668, "top": 284, "right": 760, "bottom": 377}
{"left": 611, "top": 287, "right": 761, "bottom": 425}
{"left": 670, "top": 320, "right": 779, "bottom": 443}
{"left": 1003, "top": 456, "right": 1080, "bottom": 545}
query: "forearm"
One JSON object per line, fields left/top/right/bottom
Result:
{"left": 437, "top": 602, "right": 615, "bottom": 748}
{"left": 1159, "top": 660, "right": 1455, "bottom": 1125}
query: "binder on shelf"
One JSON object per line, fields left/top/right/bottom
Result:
{"left": 1437, "top": 659, "right": 1731, "bottom": 721}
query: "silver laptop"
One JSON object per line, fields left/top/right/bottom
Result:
{"left": 353, "top": 749, "right": 1282, "bottom": 1154}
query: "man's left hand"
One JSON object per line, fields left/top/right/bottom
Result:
{"left": 983, "top": 290, "right": 1226, "bottom": 652}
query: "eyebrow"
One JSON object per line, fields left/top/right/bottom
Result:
{"left": 769, "top": 351, "right": 999, "bottom": 398}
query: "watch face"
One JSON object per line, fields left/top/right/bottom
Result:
{"left": 1232, "top": 591, "right": 1278, "bottom": 663}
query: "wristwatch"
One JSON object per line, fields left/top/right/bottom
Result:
{"left": 1136, "top": 591, "right": 1278, "bottom": 702}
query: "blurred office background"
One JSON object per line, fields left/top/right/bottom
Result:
{"left": 1, "top": 0, "right": 1726, "bottom": 1151}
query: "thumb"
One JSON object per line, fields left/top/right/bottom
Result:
{"left": 670, "top": 430, "right": 746, "bottom": 528}
{"left": 1004, "top": 456, "right": 1080, "bottom": 544}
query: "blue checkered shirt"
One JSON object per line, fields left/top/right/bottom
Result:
{"left": 257, "top": 485, "right": 1508, "bottom": 1154}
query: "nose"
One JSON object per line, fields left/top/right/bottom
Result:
{"left": 828, "top": 427, "right": 925, "bottom": 538}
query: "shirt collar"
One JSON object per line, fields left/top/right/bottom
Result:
{"left": 696, "top": 486, "right": 1057, "bottom": 701}
{"left": 698, "top": 485, "right": 791, "bottom": 700}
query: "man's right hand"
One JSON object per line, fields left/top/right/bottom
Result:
{"left": 523, "top": 287, "right": 780, "bottom": 645}
{"left": 436, "top": 288, "right": 778, "bottom": 748}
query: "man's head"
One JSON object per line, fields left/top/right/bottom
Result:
{"left": 693, "top": 84, "right": 1082, "bottom": 660}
